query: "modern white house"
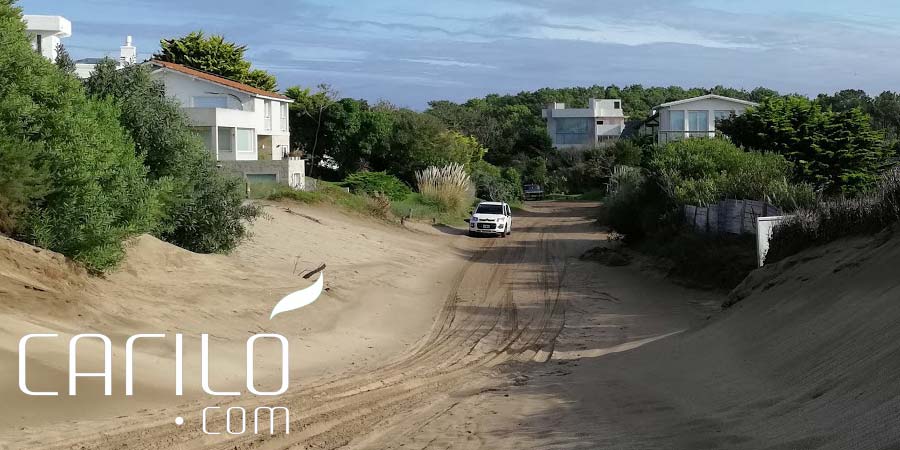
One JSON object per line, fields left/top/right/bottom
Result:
{"left": 541, "top": 99, "right": 626, "bottom": 149}
{"left": 23, "top": 14, "right": 71, "bottom": 61}
{"left": 146, "top": 60, "right": 304, "bottom": 189}
{"left": 648, "top": 94, "right": 758, "bottom": 144}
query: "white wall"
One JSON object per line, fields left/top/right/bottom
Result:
{"left": 543, "top": 99, "right": 626, "bottom": 149}
{"left": 659, "top": 98, "right": 753, "bottom": 132}
{"left": 23, "top": 15, "right": 71, "bottom": 61}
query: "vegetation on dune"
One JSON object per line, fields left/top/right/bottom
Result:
{"left": 719, "top": 96, "right": 889, "bottom": 195}
{"left": 767, "top": 168, "right": 900, "bottom": 263}
{"left": 598, "top": 138, "right": 816, "bottom": 289}
{"left": 648, "top": 139, "right": 814, "bottom": 210}
{"left": 341, "top": 171, "right": 412, "bottom": 201}
{"left": 0, "top": 3, "right": 262, "bottom": 271}
{"left": 416, "top": 163, "right": 474, "bottom": 214}
{"left": 0, "top": 1, "right": 158, "bottom": 271}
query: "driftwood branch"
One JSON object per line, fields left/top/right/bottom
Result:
{"left": 302, "top": 263, "right": 327, "bottom": 279}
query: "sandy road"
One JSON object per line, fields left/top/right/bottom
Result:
{"left": 34, "top": 201, "right": 718, "bottom": 450}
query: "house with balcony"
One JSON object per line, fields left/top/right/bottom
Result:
{"left": 146, "top": 60, "right": 304, "bottom": 189}
{"left": 646, "top": 94, "right": 758, "bottom": 144}
{"left": 23, "top": 14, "right": 71, "bottom": 61}
{"left": 541, "top": 99, "right": 625, "bottom": 149}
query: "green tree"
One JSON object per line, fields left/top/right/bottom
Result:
{"left": 154, "top": 31, "right": 277, "bottom": 91}
{"left": 54, "top": 42, "right": 75, "bottom": 74}
{"left": 0, "top": 0, "right": 158, "bottom": 271}
{"left": 0, "top": 136, "right": 48, "bottom": 234}
{"left": 719, "top": 96, "right": 890, "bottom": 194}
{"left": 85, "top": 59, "right": 259, "bottom": 253}
{"left": 285, "top": 84, "right": 338, "bottom": 174}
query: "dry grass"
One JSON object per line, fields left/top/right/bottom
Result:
{"left": 767, "top": 167, "right": 900, "bottom": 262}
{"left": 416, "top": 163, "right": 473, "bottom": 213}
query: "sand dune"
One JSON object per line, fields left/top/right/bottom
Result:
{"left": 0, "top": 202, "right": 462, "bottom": 446}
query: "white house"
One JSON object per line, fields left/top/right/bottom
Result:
{"left": 649, "top": 94, "right": 758, "bottom": 144}
{"left": 542, "top": 99, "right": 626, "bottom": 149}
{"left": 23, "top": 15, "right": 71, "bottom": 61}
{"left": 146, "top": 60, "right": 304, "bottom": 189}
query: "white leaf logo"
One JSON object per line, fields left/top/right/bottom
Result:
{"left": 270, "top": 272, "right": 324, "bottom": 319}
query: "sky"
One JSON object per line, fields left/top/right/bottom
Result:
{"left": 19, "top": 0, "right": 900, "bottom": 109}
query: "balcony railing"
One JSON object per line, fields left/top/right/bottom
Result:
{"left": 656, "top": 130, "right": 724, "bottom": 144}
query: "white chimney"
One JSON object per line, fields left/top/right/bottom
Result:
{"left": 119, "top": 35, "right": 136, "bottom": 67}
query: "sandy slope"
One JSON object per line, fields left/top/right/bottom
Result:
{"left": 0, "top": 202, "right": 461, "bottom": 447}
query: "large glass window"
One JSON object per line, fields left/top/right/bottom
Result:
{"left": 264, "top": 100, "right": 272, "bottom": 131}
{"left": 280, "top": 103, "right": 288, "bottom": 131}
{"left": 669, "top": 110, "right": 685, "bottom": 131}
{"left": 217, "top": 127, "right": 233, "bottom": 152}
{"left": 688, "top": 111, "right": 709, "bottom": 132}
{"left": 714, "top": 110, "right": 735, "bottom": 124}
{"left": 236, "top": 128, "right": 254, "bottom": 153}
{"left": 192, "top": 96, "right": 228, "bottom": 108}
{"left": 555, "top": 118, "right": 590, "bottom": 145}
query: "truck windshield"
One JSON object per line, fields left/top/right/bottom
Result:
{"left": 476, "top": 204, "right": 504, "bottom": 214}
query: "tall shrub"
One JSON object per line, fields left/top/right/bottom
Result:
{"left": 649, "top": 138, "right": 814, "bottom": 211}
{"left": 342, "top": 171, "right": 411, "bottom": 201}
{"left": 719, "top": 96, "right": 890, "bottom": 195}
{"left": 0, "top": 1, "right": 158, "bottom": 270}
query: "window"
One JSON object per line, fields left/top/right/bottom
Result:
{"left": 264, "top": 100, "right": 272, "bottom": 131}
{"left": 247, "top": 174, "right": 277, "bottom": 184}
{"left": 669, "top": 110, "right": 685, "bottom": 131}
{"left": 614, "top": 101, "right": 621, "bottom": 109}
{"left": 475, "top": 204, "right": 503, "bottom": 215}
{"left": 280, "top": 103, "right": 288, "bottom": 131}
{"left": 192, "top": 96, "right": 228, "bottom": 108}
{"left": 714, "top": 110, "right": 735, "bottom": 124}
{"left": 688, "top": 111, "right": 709, "bottom": 132}
{"left": 597, "top": 120, "right": 604, "bottom": 125}
{"left": 236, "top": 128, "right": 254, "bottom": 153}
{"left": 555, "top": 117, "right": 590, "bottom": 145}
{"left": 217, "top": 127, "right": 234, "bottom": 152}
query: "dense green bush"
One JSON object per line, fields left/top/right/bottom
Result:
{"left": 0, "top": 136, "right": 48, "bottom": 234}
{"left": 0, "top": 2, "right": 159, "bottom": 271}
{"left": 719, "top": 96, "right": 890, "bottom": 195}
{"left": 649, "top": 138, "right": 815, "bottom": 211}
{"left": 599, "top": 172, "right": 673, "bottom": 240}
{"left": 341, "top": 171, "right": 411, "bottom": 201}
{"left": 470, "top": 160, "right": 522, "bottom": 202}
{"left": 85, "top": 60, "right": 259, "bottom": 254}
{"left": 767, "top": 167, "right": 900, "bottom": 263}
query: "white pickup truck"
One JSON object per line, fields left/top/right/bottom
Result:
{"left": 467, "top": 202, "right": 512, "bottom": 237}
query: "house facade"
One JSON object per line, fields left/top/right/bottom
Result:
{"left": 649, "top": 94, "right": 758, "bottom": 144}
{"left": 541, "top": 99, "right": 625, "bottom": 149}
{"left": 147, "top": 60, "right": 304, "bottom": 189}
{"left": 23, "top": 15, "right": 71, "bottom": 61}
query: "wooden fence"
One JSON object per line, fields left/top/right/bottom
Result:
{"left": 684, "top": 199, "right": 782, "bottom": 235}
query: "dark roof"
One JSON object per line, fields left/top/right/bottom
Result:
{"left": 146, "top": 60, "right": 291, "bottom": 101}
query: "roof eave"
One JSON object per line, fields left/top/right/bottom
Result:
{"left": 145, "top": 61, "right": 292, "bottom": 102}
